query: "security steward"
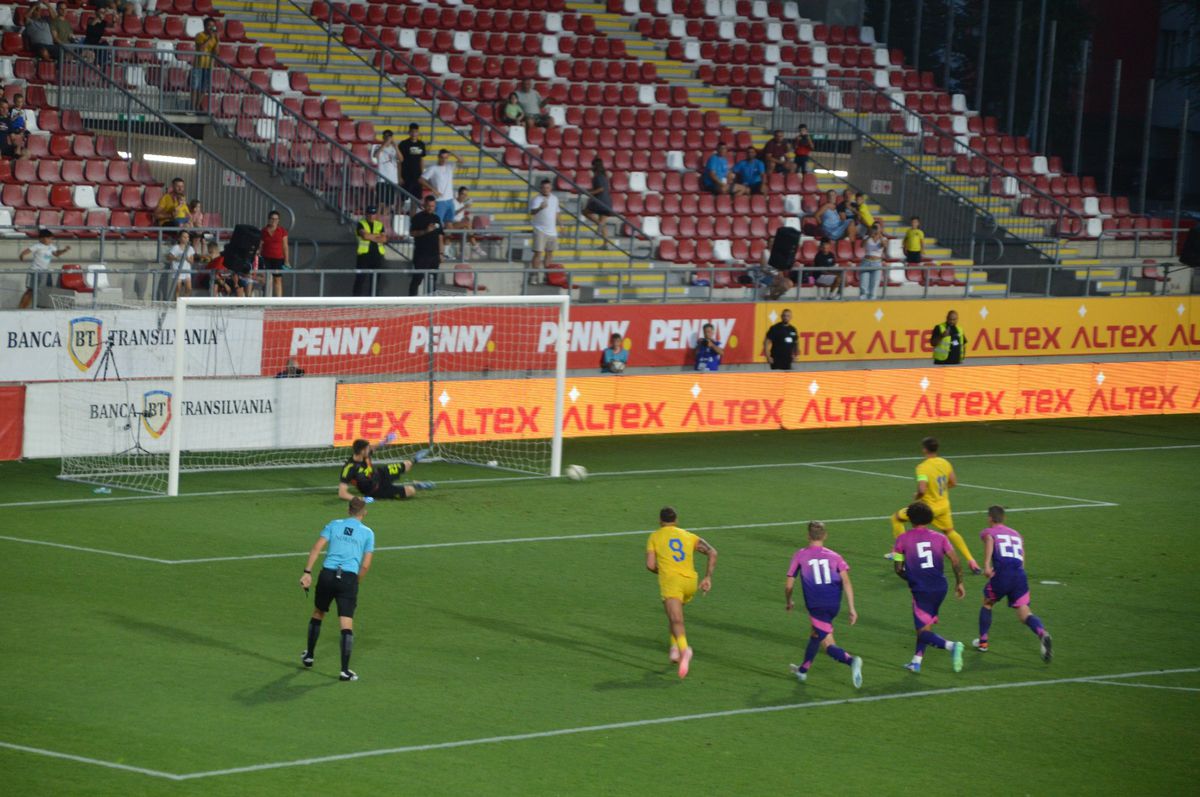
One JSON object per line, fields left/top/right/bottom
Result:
{"left": 353, "top": 204, "right": 387, "bottom": 296}
{"left": 931, "top": 309, "right": 966, "bottom": 365}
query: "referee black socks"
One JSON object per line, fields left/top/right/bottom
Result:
{"left": 340, "top": 629, "right": 354, "bottom": 671}
{"left": 306, "top": 618, "right": 321, "bottom": 659}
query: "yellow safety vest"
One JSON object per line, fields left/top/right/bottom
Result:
{"left": 932, "top": 323, "right": 966, "bottom": 362}
{"left": 357, "top": 219, "right": 384, "bottom": 255}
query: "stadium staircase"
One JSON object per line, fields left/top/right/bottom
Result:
{"left": 598, "top": 0, "right": 1176, "bottom": 296}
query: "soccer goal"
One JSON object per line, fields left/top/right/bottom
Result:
{"left": 57, "top": 296, "right": 569, "bottom": 495}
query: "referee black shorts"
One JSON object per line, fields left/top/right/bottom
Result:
{"left": 314, "top": 567, "right": 360, "bottom": 618}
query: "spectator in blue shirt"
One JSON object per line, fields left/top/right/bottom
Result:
{"left": 702, "top": 143, "right": 732, "bottom": 195}
{"left": 694, "top": 323, "right": 725, "bottom": 371}
{"left": 601, "top": 333, "right": 628, "bottom": 373}
{"left": 731, "top": 146, "right": 764, "bottom": 196}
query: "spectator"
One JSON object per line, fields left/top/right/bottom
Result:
{"left": 903, "top": 216, "right": 925, "bottom": 274}
{"left": 261, "top": 209, "right": 290, "bottom": 297}
{"left": 275, "top": 357, "right": 305, "bottom": 378}
{"left": 409, "top": 194, "right": 443, "bottom": 296}
{"left": 370, "top": 129, "right": 400, "bottom": 216}
{"left": 127, "top": 0, "right": 158, "bottom": 18}
{"left": 528, "top": 178, "right": 558, "bottom": 283}
{"left": 18, "top": 228, "right": 69, "bottom": 309}
{"left": 446, "top": 186, "right": 484, "bottom": 259}
{"left": 398, "top": 123, "right": 426, "bottom": 211}
{"left": 191, "top": 17, "right": 219, "bottom": 103}
{"left": 762, "top": 129, "right": 795, "bottom": 175}
{"left": 582, "top": 157, "right": 613, "bottom": 247}
{"left": 199, "top": 240, "right": 234, "bottom": 296}
{"left": 701, "top": 143, "right": 732, "bottom": 195}
{"left": 794, "top": 124, "right": 814, "bottom": 175}
{"left": 186, "top": 199, "right": 205, "bottom": 229}
{"left": 817, "top": 189, "right": 853, "bottom": 241}
{"left": 811, "top": 237, "right": 841, "bottom": 299}
{"left": 353, "top": 204, "right": 387, "bottom": 297}
{"left": 758, "top": 233, "right": 795, "bottom": 299}
{"left": 731, "top": 147, "right": 764, "bottom": 196}
{"left": 694, "top": 323, "right": 725, "bottom": 372}
{"left": 153, "top": 177, "right": 189, "bottom": 227}
{"left": 166, "top": 229, "right": 196, "bottom": 299}
{"left": 24, "top": 7, "right": 57, "bottom": 62}
{"left": 83, "top": 7, "right": 114, "bottom": 66}
{"left": 761, "top": 308, "right": 799, "bottom": 370}
{"left": 854, "top": 191, "right": 875, "bottom": 229}
{"left": 500, "top": 92, "right": 525, "bottom": 126}
{"left": 0, "top": 98, "right": 28, "bottom": 161}
{"left": 836, "top": 189, "right": 862, "bottom": 237}
{"left": 601, "top": 333, "right": 627, "bottom": 373}
{"left": 50, "top": 3, "right": 73, "bottom": 47}
{"left": 514, "top": 78, "right": 554, "bottom": 132}
{"left": 419, "top": 148, "right": 460, "bottom": 226}
{"left": 931, "top": 310, "right": 967, "bottom": 365}
{"left": 859, "top": 222, "right": 885, "bottom": 301}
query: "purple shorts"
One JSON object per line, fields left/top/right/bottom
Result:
{"left": 911, "top": 589, "right": 947, "bottom": 629}
{"left": 984, "top": 572, "right": 1030, "bottom": 608}
{"left": 807, "top": 606, "right": 839, "bottom": 636}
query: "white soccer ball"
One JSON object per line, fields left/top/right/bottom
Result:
{"left": 565, "top": 464, "right": 588, "bottom": 481}
{"left": 608, "top": 360, "right": 625, "bottom": 373}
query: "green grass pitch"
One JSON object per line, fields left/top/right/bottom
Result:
{"left": 2, "top": 416, "right": 1199, "bottom": 795}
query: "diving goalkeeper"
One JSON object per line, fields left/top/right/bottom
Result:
{"left": 338, "top": 436, "right": 435, "bottom": 501}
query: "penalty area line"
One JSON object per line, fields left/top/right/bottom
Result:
{"left": 166, "top": 666, "right": 1199, "bottom": 780}
{"left": 0, "top": 502, "right": 1118, "bottom": 566}
{"left": 0, "top": 740, "right": 183, "bottom": 781}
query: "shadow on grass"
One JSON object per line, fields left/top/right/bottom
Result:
{"left": 233, "top": 669, "right": 338, "bottom": 706}
{"left": 104, "top": 611, "right": 299, "bottom": 670}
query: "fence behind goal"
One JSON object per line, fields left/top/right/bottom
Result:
{"left": 55, "top": 296, "right": 569, "bottom": 495}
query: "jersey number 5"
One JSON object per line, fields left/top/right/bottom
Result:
{"left": 915, "top": 541, "right": 935, "bottom": 569}
{"left": 668, "top": 538, "right": 685, "bottom": 562}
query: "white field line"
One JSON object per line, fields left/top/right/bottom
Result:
{"left": 804, "top": 463, "right": 1115, "bottom": 506}
{"left": 3, "top": 443, "right": 1196, "bottom": 510}
{"left": 1083, "top": 680, "right": 1200, "bottom": 693}
{"left": 6, "top": 667, "right": 1191, "bottom": 781}
{"left": 0, "top": 503, "right": 1117, "bottom": 566}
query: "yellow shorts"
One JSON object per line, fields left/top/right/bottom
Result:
{"left": 659, "top": 574, "right": 698, "bottom": 604}
{"left": 897, "top": 505, "right": 954, "bottom": 533}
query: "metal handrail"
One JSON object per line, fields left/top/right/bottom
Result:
{"left": 57, "top": 45, "right": 298, "bottom": 232}
{"left": 282, "top": 0, "right": 653, "bottom": 263}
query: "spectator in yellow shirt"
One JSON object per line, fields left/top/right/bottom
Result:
{"left": 154, "top": 177, "right": 190, "bottom": 228}
{"left": 903, "top": 216, "right": 925, "bottom": 267}
{"left": 191, "top": 18, "right": 219, "bottom": 99}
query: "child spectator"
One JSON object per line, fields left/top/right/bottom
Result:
{"left": 187, "top": 199, "right": 205, "bottom": 229}
{"left": 903, "top": 216, "right": 925, "bottom": 270}
{"left": 500, "top": 92, "right": 525, "bottom": 126}
{"left": 3, "top": 97, "right": 29, "bottom": 160}
{"left": 447, "top": 187, "right": 484, "bottom": 259}
{"left": 601, "top": 333, "right": 628, "bottom": 373}
{"left": 794, "top": 124, "right": 814, "bottom": 175}
{"left": 166, "top": 229, "right": 196, "bottom": 298}
{"left": 18, "top": 228, "right": 69, "bottom": 308}
{"left": 811, "top": 237, "right": 841, "bottom": 299}
{"left": 694, "top": 323, "right": 725, "bottom": 372}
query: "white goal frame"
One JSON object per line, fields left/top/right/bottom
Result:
{"left": 168, "top": 295, "right": 570, "bottom": 497}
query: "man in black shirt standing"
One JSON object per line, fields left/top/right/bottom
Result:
{"left": 409, "top": 195, "right": 443, "bottom": 296}
{"left": 338, "top": 437, "right": 434, "bottom": 501}
{"left": 399, "top": 123, "right": 427, "bottom": 211}
{"left": 762, "top": 308, "right": 799, "bottom": 370}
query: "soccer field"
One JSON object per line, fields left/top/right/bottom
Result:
{"left": 3, "top": 416, "right": 1199, "bottom": 796}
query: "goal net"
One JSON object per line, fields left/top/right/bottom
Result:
{"left": 57, "top": 296, "right": 569, "bottom": 495}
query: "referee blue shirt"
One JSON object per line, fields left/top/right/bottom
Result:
{"left": 320, "top": 517, "right": 375, "bottom": 574}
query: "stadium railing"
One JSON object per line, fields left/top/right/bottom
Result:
{"left": 10, "top": 261, "right": 1181, "bottom": 309}
{"left": 774, "top": 76, "right": 1089, "bottom": 264}
{"left": 54, "top": 47, "right": 298, "bottom": 234}
{"left": 272, "top": 0, "right": 655, "bottom": 265}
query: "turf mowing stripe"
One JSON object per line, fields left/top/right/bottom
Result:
{"left": 1082, "top": 680, "right": 1200, "bottom": 693}
{"left": 0, "top": 503, "right": 1117, "bottom": 565}
{"left": 6, "top": 667, "right": 1193, "bottom": 780}
{"left": 1, "top": 443, "right": 1195, "bottom": 510}
{"left": 166, "top": 667, "right": 1200, "bottom": 780}
{"left": 0, "top": 535, "right": 172, "bottom": 564}
{"left": 0, "top": 740, "right": 182, "bottom": 781}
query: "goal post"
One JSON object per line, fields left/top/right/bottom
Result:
{"left": 162, "top": 295, "right": 569, "bottom": 497}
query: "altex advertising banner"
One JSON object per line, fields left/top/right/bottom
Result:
{"left": 333, "top": 361, "right": 1200, "bottom": 443}
{"left": 753, "top": 296, "right": 1200, "bottom": 362}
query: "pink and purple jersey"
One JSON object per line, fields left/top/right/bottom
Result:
{"left": 980, "top": 524, "right": 1026, "bottom": 575}
{"left": 787, "top": 545, "right": 849, "bottom": 611}
{"left": 893, "top": 527, "right": 954, "bottom": 592}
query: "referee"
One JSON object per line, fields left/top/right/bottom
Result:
{"left": 300, "top": 497, "right": 375, "bottom": 682}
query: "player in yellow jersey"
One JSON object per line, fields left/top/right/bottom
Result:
{"left": 888, "top": 437, "right": 981, "bottom": 574}
{"left": 646, "top": 506, "right": 718, "bottom": 679}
